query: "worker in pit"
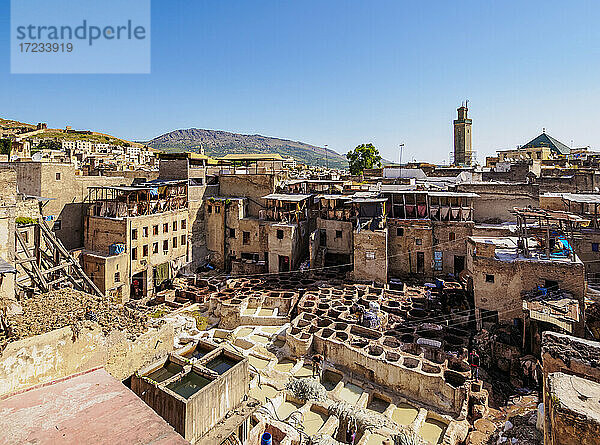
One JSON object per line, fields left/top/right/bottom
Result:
{"left": 312, "top": 353, "right": 324, "bottom": 379}
{"left": 469, "top": 349, "right": 480, "bottom": 382}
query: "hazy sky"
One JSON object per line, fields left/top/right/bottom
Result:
{"left": 2, "top": 0, "right": 600, "bottom": 163}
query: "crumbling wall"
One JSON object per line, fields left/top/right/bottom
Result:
{"left": 542, "top": 332, "right": 600, "bottom": 383}
{"left": 0, "top": 321, "right": 175, "bottom": 396}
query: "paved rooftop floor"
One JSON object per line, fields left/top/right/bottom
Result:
{"left": 0, "top": 367, "right": 189, "bottom": 445}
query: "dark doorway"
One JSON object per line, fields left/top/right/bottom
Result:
{"left": 319, "top": 229, "right": 327, "bottom": 247}
{"left": 454, "top": 255, "right": 465, "bottom": 275}
{"left": 131, "top": 271, "right": 145, "bottom": 300}
{"left": 278, "top": 255, "right": 290, "bottom": 272}
{"left": 416, "top": 252, "right": 425, "bottom": 274}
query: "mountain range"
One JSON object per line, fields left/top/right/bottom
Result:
{"left": 144, "top": 128, "right": 348, "bottom": 169}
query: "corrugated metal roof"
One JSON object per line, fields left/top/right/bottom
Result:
{"left": 262, "top": 193, "right": 311, "bottom": 202}
{"left": 0, "top": 257, "right": 16, "bottom": 275}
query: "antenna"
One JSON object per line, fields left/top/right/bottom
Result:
{"left": 465, "top": 99, "right": 469, "bottom": 108}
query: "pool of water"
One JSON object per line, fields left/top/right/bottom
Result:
{"left": 294, "top": 365, "right": 314, "bottom": 378}
{"left": 166, "top": 372, "right": 212, "bottom": 399}
{"left": 185, "top": 344, "right": 214, "bottom": 360}
{"left": 321, "top": 370, "right": 342, "bottom": 391}
{"left": 391, "top": 403, "right": 419, "bottom": 426}
{"left": 205, "top": 354, "right": 239, "bottom": 375}
{"left": 274, "top": 358, "right": 296, "bottom": 373}
{"left": 303, "top": 409, "right": 328, "bottom": 435}
{"left": 339, "top": 382, "right": 363, "bottom": 405}
{"left": 248, "top": 385, "right": 280, "bottom": 404}
{"left": 419, "top": 418, "right": 447, "bottom": 444}
{"left": 146, "top": 361, "right": 183, "bottom": 383}
{"left": 277, "top": 400, "right": 302, "bottom": 420}
{"left": 367, "top": 396, "right": 389, "bottom": 413}
{"left": 237, "top": 327, "right": 253, "bottom": 337}
{"left": 249, "top": 355, "right": 270, "bottom": 370}
{"left": 258, "top": 308, "right": 275, "bottom": 316}
{"left": 366, "top": 433, "right": 388, "bottom": 445}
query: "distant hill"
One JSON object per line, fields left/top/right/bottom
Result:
{"left": 144, "top": 128, "right": 348, "bottom": 169}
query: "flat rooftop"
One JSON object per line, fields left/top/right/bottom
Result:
{"left": 262, "top": 193, "right": 311, "bottom": 202}
{"left": 0, "top": 368, "right": 188, "bottom": 445}
{"left": 470, "top": 236, "right": 582, "bottom": 264}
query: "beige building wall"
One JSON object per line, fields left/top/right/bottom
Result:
{"left": 388, "top": 219, "right": 432, "bottom": 277}
{"left": 84, "top": 209, "right": 189, "bottom": 301}
{"left": 0, "top": 168, "right": 17, "bottom": 312}
{"left": 315, "top": 218, "right": 353, "bottom": 255}
{"left": 353, "top": 228, "right": 388, "bottom": 283}
{"left": 466, "top": 239, "right": 586, "bottom": 334}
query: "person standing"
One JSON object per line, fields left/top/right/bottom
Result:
{"left": 469, "top": 350, "right": 480, "bottom": 382}
{"left": 312, "top": 353, "right": 324, "bottom": 379}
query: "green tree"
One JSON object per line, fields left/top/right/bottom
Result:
{"left": 36, "top": 140, "right": 62, "bottom": 151}
{"left": 0, "top": 139, "right": 11, "bottom": 156}
{"left": 346, "top": 143, "right": 381, "bottom": 175}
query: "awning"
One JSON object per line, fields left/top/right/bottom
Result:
{"left": 0, "top": 257, "right": 16, "bottom": 275}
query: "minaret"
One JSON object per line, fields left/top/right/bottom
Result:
{"left": 454, "top": 103, "right": 472, "bottom": 165}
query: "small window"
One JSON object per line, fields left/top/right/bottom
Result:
{"left": 449, "top": 232, "right": 456, "bottom": 241}
{"left": 485, "top": 274, "right": 494, "bottom": 283}
{"left": 131, "top": 247, "right": 138, "bottom": 260}
{"left": 163, "top": 240, "right": 169, "bottom": 252}
{"left": 181, "top": 234, "right": 186, "bottom": 245}
{"left": 335, "top": 230, "right": 342, "bottom": 239}
{"left": 53, "top": 220, "right": 62, "bottom": 230}
{"left": 55, "top": 172, "right": 61, "bottom": 180}
{"left": 416, "top": 238, "right": 422, "bottom": 246}
{"left": 229, "top": 228, "right": 236, "bottom": 238}
{"left": 593, "top": 243, "right": 599, "bottom": 252}
{"left": 114, "top": 272, "right": 120, "bottom": 283}
{"left": 172, "top": 236, "right": 178, "bottom": 248}
{"left": 153, "top": 225, "right": 159, "bottom": 235}
{"left": 207, "top": 205, "right": 212, "bottom": 214}
{"left": 215, "top": 206, "right": 221, "bottom": 214}
{"left": 277, "top": 229, "right": 284, "bottom": 239}
{"left": 366, "top": 251, "right": 375, "bottom": 260}
{"left": 143, "top": 226, "right": 148, "bottom": 237}
{"left": 163, "top": 223, "right": 169, "bottom": 233}
{"left": 173, "top": 221, "right": 177, "bottom": 231}
{"left": 152, "top": 242, "right": 158, "bottom": 254}
{"left": 181, "top": 220, "right": 187, "bottom": 230}
{"left": 131, "top": 229, "right": 138, "bottom": 240}
{"left": 396, "top": 227, "right": 404, "bottom": 237}
{"left": 143, "top": 245, "right": 148, "bottom": 257}
{"left": 243, "top": 231, "right": 250, "bottom": 245}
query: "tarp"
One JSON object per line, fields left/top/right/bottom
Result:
{"left": 154, "top": 262, "right": 170, "bottom": 287}
{"left": 0, "top": 257, "right": 16, "bottom": 275}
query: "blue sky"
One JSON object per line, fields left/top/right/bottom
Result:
{"left": 2, "top": 0, "right": 600, "bottom": 163}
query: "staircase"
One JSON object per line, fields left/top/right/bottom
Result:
{"left": 14, "top": 220, "right": 103, "bottom": 297}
